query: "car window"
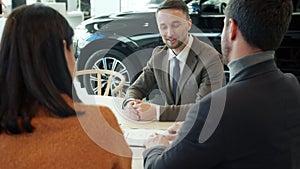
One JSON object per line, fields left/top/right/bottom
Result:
{"left": 188, "top": 0, "right": 228, "bottom": 15}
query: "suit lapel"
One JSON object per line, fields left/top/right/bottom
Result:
{"left": 176, "top": 52, "right": 198, "bottom": 103}
{"left": 157, "top": 36, "right": 201, "bottom": 104}
{"left": 157, "top": 49, "right": 175, "bottom": 103}
{"left": 176, "top": 38, "right": 200, "bottom": 104}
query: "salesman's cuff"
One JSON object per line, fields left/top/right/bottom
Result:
{"left": 155, "top": 105, "right": 160, "bottom": 121}
{"left": 122, "top": 98, "right": 135, "bottom": 109}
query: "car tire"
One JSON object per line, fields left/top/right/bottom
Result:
{"left": 82, "top": 48, "right": 131, "bottom": 96}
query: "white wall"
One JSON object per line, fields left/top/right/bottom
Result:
{"left": 120, "top": 0, "right": 149, "bottom": 12}
{"left": 67, "top": 0, "right": 77, "bottom": 11}
{"left": 90, "top": 0, "right": 150, "bottom": 17}
{"left": 2, "top": 0, "right": 155, "bottom": 18}
{"left": 1, "top": 0, "right": 11, "bottom": 16}
{"left": 0, "top": 18, "right": 6, "bottom": 42}
{"left": 2, "top": 0, "right": 10, "bottom": 5}
{"left": 90, "top": 0, "right": 120, "bottom": 17}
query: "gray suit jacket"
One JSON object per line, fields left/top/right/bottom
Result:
{"left": 125, "top": 36, "right": 225, "bottom": 121}
{"left": 143, "top": 59, "right": 300, "bottom": 169}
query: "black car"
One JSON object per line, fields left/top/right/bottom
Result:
{"left": 74, "top": 11, "right": 164, "bottom": 95}
{"left": 74, "top": 0, "right": 300, "bottom": 96}
{"left": 201, "top": 0, "right": 228, "bottom": 14}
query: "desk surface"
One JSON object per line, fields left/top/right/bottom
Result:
{"left": 74, "top": 84, "right": 174, "bottom": 169}
{"left": 75, "top": 84, "right": 174, "bottom": 129}
{"left": 84, "top": 95, "right": 173, "bottom": 169}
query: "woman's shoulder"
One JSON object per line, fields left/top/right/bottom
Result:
{"left": 63, "top": 94, "right": 120, "bottom": 131}
{"left": 74, "top": 103, "right": 120, "bottom": 130}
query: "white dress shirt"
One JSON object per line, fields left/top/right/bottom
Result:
{"left": 155, "top": 35, "right": 194, "bottom": 120}
{"left": 168, "top": 35, "right": 194, "bottom": 90}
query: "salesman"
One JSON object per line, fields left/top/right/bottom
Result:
{"left": 122, "top": 0, "right": 225, "bottom": 122}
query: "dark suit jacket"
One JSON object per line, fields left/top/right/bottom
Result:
{"left": 143, "top": 60, "right": 300, "bottom": 169}
{"left": 125, "top": 36, "right": 225, "bottom": 121}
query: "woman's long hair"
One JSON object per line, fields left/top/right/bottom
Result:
{"left": 0, "top": 4, "right": 76, "bottom": 134}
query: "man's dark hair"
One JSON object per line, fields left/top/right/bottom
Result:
{"left": 157, "top": 0, "right": 190, "bottom": 19}
{"left": 225, "top": 0, "right": 293, "bottom": 51}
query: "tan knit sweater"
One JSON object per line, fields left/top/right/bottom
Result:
{"left": 0, "top": 97, "right": 132, "bottom": 169}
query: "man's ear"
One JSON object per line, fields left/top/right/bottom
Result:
{"left": 229, "top": 18, "right": 238, "bottom": 40}
{"left": 187, "top": 18, "right": 192, "bottom": 31}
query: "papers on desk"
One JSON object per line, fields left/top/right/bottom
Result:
{"left": 122, "top": 128, "right": 168, "bottom": 147}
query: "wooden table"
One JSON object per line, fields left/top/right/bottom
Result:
{"left": 75, "top": 87, "right": 174, "bottom": 169}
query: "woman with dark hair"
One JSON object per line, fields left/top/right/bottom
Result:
{"left": 0, "top": 4, "right": 132, "bottom": 168}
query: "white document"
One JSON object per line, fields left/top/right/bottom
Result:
{"left": 122, "top": 128, "right": 168, "bottom": 147}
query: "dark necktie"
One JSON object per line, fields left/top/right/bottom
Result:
{"left": 172, "top": 57, "right": 180, "bottom": 100}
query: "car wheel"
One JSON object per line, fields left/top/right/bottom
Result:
{"left": 83, "top": 49, "right": 131, "bottom": 96}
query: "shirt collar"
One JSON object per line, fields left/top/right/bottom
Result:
{"left": 168, "top": 35, "right": 194, "bottom": 63}
{"left": 228, "top": 50, "right": 275, "bottom": 80}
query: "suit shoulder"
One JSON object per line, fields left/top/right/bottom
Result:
{"left": 191, "top": 38, "right": 223, "bottom": 65}
{"left": 152, "top": 45, "right": 167, "bottom": 57}
{"left": 192, "top": 37, "right": 221, "bottom": 56}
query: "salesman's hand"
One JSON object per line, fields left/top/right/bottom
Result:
{"left": 144, "top": 133, "right": 170, "bottom": 149}
{"left": 132, "top": 101, "right": 156, "bottom": 121}
{"left": 166, "top": 121, "right": 183, "bottom": 141}
{"left": 123, "top": 100, "right": 140, "bottom": 121}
